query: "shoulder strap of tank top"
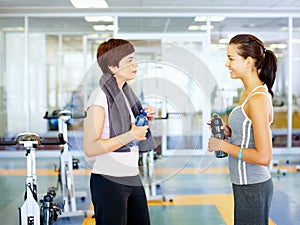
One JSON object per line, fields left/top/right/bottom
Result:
{"left": 241, "top": 85, "right": 265, "bottom": 107}
{"left": 241, "top": 86, "right": 274, "bottom": 123}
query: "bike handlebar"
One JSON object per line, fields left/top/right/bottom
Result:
{"left": 0, "top": 140, "right": 16, "bottom": 146}
{"left": 0, "top": 133, "right": 66, "bottom": 146}
{"left": 41, "top": 133, "right": 66, "bottom": 145}
{"left": 43, "top": 110, "right": 86, "bottom": 120}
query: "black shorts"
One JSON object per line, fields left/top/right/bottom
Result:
{"left": 90, "top": 173, "right": 150, "bottom": 225}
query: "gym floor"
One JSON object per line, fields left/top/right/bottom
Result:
{"left": 0, "top": 150, "right": 300, "bottom": 225}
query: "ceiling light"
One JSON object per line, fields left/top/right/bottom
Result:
{"left": 210, "top": 16, "right": 225, "bottom": 22}
{"left": 93, "top": 25, "right": 107, "bottom": 31}
{"left": 106, "top": 25, "right": 115, "bottom": 31}
{"left": 270, "top": 43, "right": 287, "bottom": 49}
{"left": 188, "top": 25, "right": 201, "bottom": 31}
{"left": 84, "top": 16, "right": 114, "bottom": 22}
{"left": 188, "top": 25, "right": 214, "bottom": 31}
{"left": 194, "top": 16, "right": 206, "bottom": 22}
{"left": 69, "top": 0, "right": 108, "bottom": 8}
{"left": 218, "top": 38, "right": 229, "bottom": 44}
{"left": 194, "top": 16, "right": 225, "bottom": 22}
{"left": 1, "top": 27, "right": 24, "bottom": 31}
{"left": 93, "top": 25, "right": 115, "bottom": 31}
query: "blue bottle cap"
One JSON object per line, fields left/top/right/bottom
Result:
{"left": 141, "top": 109, "right": 147, "bottom": 116}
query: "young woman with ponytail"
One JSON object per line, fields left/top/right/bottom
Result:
{"left": 208, "top": 34, "right": 277, "bottom": 225}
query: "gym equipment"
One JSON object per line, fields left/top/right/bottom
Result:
{"left": 140, "top": 113, "right": 173, "bottom": 203}
{"left": 209, "top": 114, "right": 228, "bottom": 158}
{"left": 40, "top": 187, "right": 62, "bottom": 225}
{"left": 43, "top": 110, "right": 88, "bottom": 217}
{"left": 0, "top": 132, "right": 65, "bottom": 225}
{"left": 269, "top": 160, "right": 287, "bottom": 176}
{"left": 141, "top": 150, "right": 173, "bottom": 202}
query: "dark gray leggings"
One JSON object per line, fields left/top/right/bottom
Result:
{"left": 232, "top": 178, "right": 273, "bottom": 225}
{"left": 90, "top": 173, "right": 150, "bottom": 225}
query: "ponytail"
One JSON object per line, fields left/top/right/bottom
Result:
{"left": 259, "top": 49, "right": 277, "bottom": 98}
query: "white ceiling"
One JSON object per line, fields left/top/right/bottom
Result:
{"left": 0, "top": 0, "right": 299, "bottom": 41}
{"left": 0, "top": 0, "right": 300, "bottom": 9}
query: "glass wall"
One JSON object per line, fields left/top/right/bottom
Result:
{"left": 292, "top": 18, "right": 300, "bottom": 147}
{"left": 0, "top": 14, "right": 299, "bottom": 153}
{"left": 1, "top": 17, "right": 25, "bottom": 137}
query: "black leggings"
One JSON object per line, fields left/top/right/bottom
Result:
{"left": 90, "top": 173, "right": 150, "bottom": 225}
{"left": 232, "top": 178, "right": 273, "bottom": 225}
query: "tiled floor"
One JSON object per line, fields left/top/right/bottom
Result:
{"left": 1, "top": 150, "right": 300, "bottom": 225}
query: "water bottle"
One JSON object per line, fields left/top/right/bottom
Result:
{"left": 135, "top": 109, "right": 148, "bottom": 126}
{"left": 210, "top": 114, "right": 228, "bottom": 158}
{"left": 131, "top": 109, "right": 148, "bottom": 146}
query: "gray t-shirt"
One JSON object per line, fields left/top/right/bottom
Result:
{"left": 228, "top": 87, "right": 272, "bottom": 185}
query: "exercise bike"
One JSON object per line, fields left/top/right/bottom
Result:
{"left": 0, "top": 132, "right": 65, "bottom": 225}
{"left": 43, "top": 110, "right": 88, "bottom": 217}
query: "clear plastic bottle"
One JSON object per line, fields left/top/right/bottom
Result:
{"left": 210, "top": 114, "right": 228, "bottom": 158}
{"left": 131, "top": 109, "right": 148, "bottom": 146}
{"left": 135, "top": 109, "right": 148, "bottom": 126}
